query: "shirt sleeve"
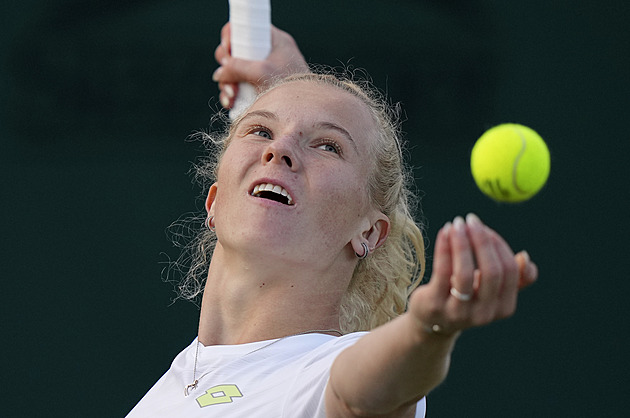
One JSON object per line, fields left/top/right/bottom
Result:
{"left": 280, "top": 333, "right": 426, "bottom": 418}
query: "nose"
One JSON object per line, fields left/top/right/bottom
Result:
{"left": 262, "top": 137, "right": 298, "bottom": 170}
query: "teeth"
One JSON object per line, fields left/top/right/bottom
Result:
{"left": 252, "top": 183, "right": 294, "bottom": 205}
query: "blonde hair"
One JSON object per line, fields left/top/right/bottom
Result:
{"left": 167, "top": 71, "right": 425, "bottom": 333}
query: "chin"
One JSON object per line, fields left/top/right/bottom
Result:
{"left": 226, "top": 228, "right": 300, "bottom": 255}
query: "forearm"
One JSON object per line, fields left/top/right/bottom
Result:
{"left": 328, "top": 313, "right": 458, "bottom": 416}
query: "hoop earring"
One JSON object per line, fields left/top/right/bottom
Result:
{"left": 355, "top": 242, "right": 369, "bottom": 259}
{"left": 205, "top": 216, "right": 215, "bottom": 231}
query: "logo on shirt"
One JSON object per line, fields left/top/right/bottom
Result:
{"left": 196, "top": 384, "right": 243, "bottom": 407}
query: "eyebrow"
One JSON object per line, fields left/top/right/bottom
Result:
{"left": 234, "top": 110, "right": 278, "bottom": 128}
{"left": 315, "top": 121, "right": 358, "bottom": 154}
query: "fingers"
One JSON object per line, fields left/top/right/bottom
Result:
{"left": 214, "top": 23, "right": 232, "bottom": 108}
{"left": 220, "top": 22, "right": 231, "bottom": 54}
{"left": 215, "top": 57, "right": 268, "bottom": 85}
{"left": 214, "top": 23, "right": 231, "bottom": 69}
{"left": 215, "top": 22, "right": 252, "bottom": 109}
{"left": 449, "top": 216, "right": 476, "bottom": 298}
{"left": 413, "top": 213, "right": 536, "bottom": 336}
{"left": 466, "top": 214, "right": 512, "bottom": 308}
{"left": 515, "top": 250, "right": 538, "bottom": 289}
{"left": 430, "top": 222, "right": 454, "bottom": 301}
{"left": 407, "top": 223, "right": 455, "bottom": 334}
{"left": 214, "top": 64, "right": 266, "bottom": 109}
{"left": 213, "top": 21, "right": 271, "bottom": 89}
{"left": 213, "top": 56, "right": 269, "bottom": 109}
{"left": 485, "top": 227, "right": 519, "bottom": 318}
{"left": 212, "top": 23, "right": 309, "bottom": 109}
{"left": 216, "top": 82, "right": 237, "bottom": 109}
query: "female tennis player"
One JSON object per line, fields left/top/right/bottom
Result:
{"left": 127, "top": 24, "right": 537, "bottom": 417}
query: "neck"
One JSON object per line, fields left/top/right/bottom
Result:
{"left": 197, "top": 243, "right": 352, "bottom": 346}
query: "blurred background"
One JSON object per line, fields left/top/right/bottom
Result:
{"left": 2, "top": 0, "right": 628, "bottom": 416}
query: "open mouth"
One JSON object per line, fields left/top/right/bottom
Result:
{"left": 251, "top": 183, "right": 294, "bottom": 205}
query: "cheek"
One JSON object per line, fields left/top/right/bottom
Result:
{"left": 329, "top": 162, "right": 372, "bottom": 206}
{"left": 313, "top": 168, "right": 370, "bottom": 226}
{"left": 217, "top": 145, "right": 255, "bottom": 182}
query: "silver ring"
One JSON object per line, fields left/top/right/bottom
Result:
{"left": 205, "top": 216, "right": 215, "bottom": 231}
{"left": 355, "top": 242, "right": 369, "bottom": 259}
{"left": 450, "top": 287, "right": 473, "bottom": 301}
{"left": 422, "top": 323, "right": 444, "bottom": 334}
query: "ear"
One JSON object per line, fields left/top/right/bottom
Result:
{"left": 350, "top": 213, "right": 390, "bottom": 256}
{"left": 205, "top": 183, "right": 218, "bottom": 216}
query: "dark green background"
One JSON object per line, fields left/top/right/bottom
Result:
{"left": 2, "top": 0, "right": 628, "bottom": 416}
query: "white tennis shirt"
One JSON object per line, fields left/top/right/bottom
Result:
{"left": 127, "top": 332, "right": 426, "bottom": 417}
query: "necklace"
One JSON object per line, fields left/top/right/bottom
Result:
{"left": 184, "top": 329, "right": 343, "bottom": 396}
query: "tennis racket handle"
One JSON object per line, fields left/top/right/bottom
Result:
{"left": 228, "top": 0, "right": 271, "bottom": 119}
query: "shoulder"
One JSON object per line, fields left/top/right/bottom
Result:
{"left": 279, "top": 332, "right": 368, "bottom": 361}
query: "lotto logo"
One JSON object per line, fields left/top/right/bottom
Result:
{"left": 196, "top": 384, "right": 243, "bottom": 407}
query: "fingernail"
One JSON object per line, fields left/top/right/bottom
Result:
{"left": 220, "top": 95, "right": 230, "bottom": 108}
{"left": 521, "top": 250, "right": 530, "bottom": 263}
{"left": 224, "top": 84, "right": 235, "bottom": 98}
{"left": 466, "top": 213, "right": 482, "bottom": 227}
{"left": 442, "top": 222, "right": 452, "bottom": 234}
{"left": 220, "top": 57, "right": 228, "bottom": 66}
{"left": 212, "top": 67, "right": 223, "bottom": 82}
{"left": 453, "top": 216, "right": 465, "bottom": 231}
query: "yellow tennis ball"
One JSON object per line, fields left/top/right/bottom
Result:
{"left": 471, "top": 123, "right": 550, "bottom": 202}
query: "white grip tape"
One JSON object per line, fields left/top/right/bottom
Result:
{"left": 228, "top": 0, "right": 271, "bottom": 119}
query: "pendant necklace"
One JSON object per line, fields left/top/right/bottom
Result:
{"left": 184, "top": 329, "right": 343, "bottom": 396}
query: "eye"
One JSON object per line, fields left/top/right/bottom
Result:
{"left": 253, "top": 129, "right": 272, "bottom": 139}
{"left": 248, "top": 126, "right": 272, "bottom": 139}
{"left": 316, "top": 140, "right": 341, "bottom": 154}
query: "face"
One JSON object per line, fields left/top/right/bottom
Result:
{"left": 208, "top": 80, "right": 386, "bottom": 271}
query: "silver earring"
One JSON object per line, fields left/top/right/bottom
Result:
{"left": 355, "top": 242, "right": 369, "bottom": 259}
{"left": 205, "top": 216, "right": 215, "bottom": 231}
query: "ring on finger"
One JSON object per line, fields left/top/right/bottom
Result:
{"left": 450, "top": 287, "right": 473, "bottom": 301}
{"left": 421, "top": 323, "right": 445, "bottom": 334}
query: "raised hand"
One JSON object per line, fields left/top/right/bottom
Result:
{"left": 212, "top": 23, "right": 309, "bottom": 109}
{"left": 409, "top": 213, "right": 538, "bottom": 337}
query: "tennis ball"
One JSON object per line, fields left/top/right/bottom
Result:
{"left": 471, "top": 123, "right": 550, "bottom": 202}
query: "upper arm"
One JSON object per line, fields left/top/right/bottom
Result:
{"left": 324, "top": 381, "right": 418, "bottom": 418}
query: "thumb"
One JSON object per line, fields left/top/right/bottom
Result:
{"left": 515, "top": 250, "right": 538, "bottom": 289}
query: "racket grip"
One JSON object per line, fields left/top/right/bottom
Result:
{"left": 228, "top": 0, "right": 271, "bottom": 119}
